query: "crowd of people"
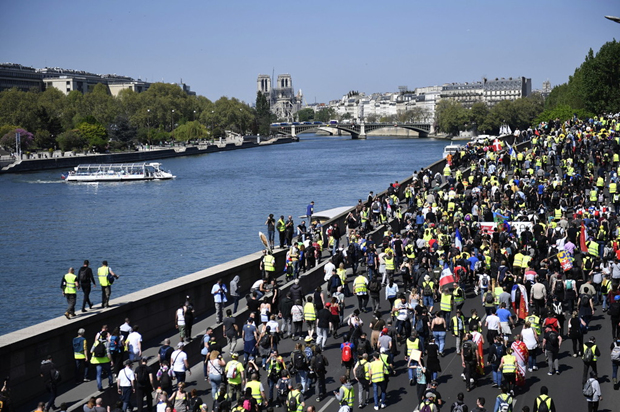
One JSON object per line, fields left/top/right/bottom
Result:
{"left": 36, "top": 113, "right": 620, "bottom": 412}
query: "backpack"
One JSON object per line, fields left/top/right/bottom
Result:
{"left": 452, "top": 402, "right": 464, "bottom": 412}
{"left": 293, "top": 351, "right": 307, "bottom": 370}
{"left": 278, "top": 379, "right": 289, "bottom": 397}
{"left": 242, "top": 398, "right": 253, "bottom": 411}
{"left": 314, "top": 354, "right": 325, "bottom": 373}
{"left": 158, "top": 368, "right": 171, "bottom": 389}
{"left": 354, "top": 361, "right": 367, "bottom": 383}
{"left": 553, "top": 279, "right": 564, "bottom": 294}
{"left": 259, "top": 334, "right": 271, "bottom": 349}
{"left": 159, "top": 345, "right": 170, "bottom": 360}
{"left": 498, "top": 395, "right": 512, "bottom": 412}
{"left": 73, "top": 337, "right": 85, "bottom": 353}
{"left": 536, "top": 396, "right": 550, "bottom": 412}
{"left": 485, "top": 292, "right": 495, "bottom": 304}
{"left": 51, "top": 368, "right": 61, "bottom": 383}
{"left": 226, "top": 361, "right": 239, "bottom": 379}
{"left": 423, "top": 282, "right": 433, "bottom": 296}
{"left": 338, "top": 405, "right": 352, "bottom": 412}
{"left": 287, "top": 393, "right": 299, "bottom": 412}
{"left": 462, "top": 341, "right": 473, "bottom": 361}
{"left": 469, "top": 318, "right": 480, "bottom": 333}
{"left": 582, "top": 378, "right": 595, "bottom": 398}
{"left": 419, "top": 403, "right": 433, "bottom": 412}
{"left": 580, "top": 294, "right": 591, "bottom": 307}
{"left": 609, "top": 301, "right": 620, "bottom": 317}
{"left": 342, "top": 343, "right": 352, "bottom": 363}
{"left": 547, "top": 332, "right": 558, "bottom": 347}
{"left": 481, "top": 275, "right": 489, "bottom": 288}
{"left": 415, "top": 318, "right": 425, "bottom": 334}
{"left": 611, "top": 344, "right": 620, "bottom": 362}
{"left": 109, "top": 336, "right": 121, "bottom": 353}
{"left": 304, "top": 346, "right": 314, "bottom": 362}
{"left": 565, "top": 279, "right": 574, "bottom": 290}
{"left": 136, "top": 365, "right": 149, "bottom": 386}
{"left": 93, "top": 340, "right": 107, "bottom": 358}
{"left": 368, "top": 279, "right": 381, "bottom": 293}
{"left": 582, "top": 345, "right": 594, "bottom": 363}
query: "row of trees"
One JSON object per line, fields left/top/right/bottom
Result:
{"left": 0, "top": 83, "right": 271, "bottom": 153}
{"left": 436, "top": 40, "right": 620, "bottom": 136}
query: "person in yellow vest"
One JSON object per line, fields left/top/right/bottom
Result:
{"left": 366, "top": 352, "right": 388, "bottom": 409}
{"left": 439, "top": 288, "right": 453, "bottom": 319}
{"left": 98, "top": 260, "right": 118, "bottom": 309}
{"left": 244, "top": 373, "right": 266, "bottom": 407}
{"left": 225, "top": 352, "right": 246, "bottom": 402}
{"left": 353, "top": 274, "right": 369, "bottom": 313}
{"left": 452, "top": 282, "right": 465, "bottom": 312}
{"left": 61, "top": 267, "right": 78, "bottom": 319}
{"left": 582, "top": 336, "right": 601, "bottom": 384}
{"left": 533, "top": 386, "right": 556, "bottom": 412}
{"left": 499, "top": 347, "right": 517, "bottom": 395}
{"left": 286, "top": 383, "right": 304, "bottom": 412}
{"left": 303, "top": 297, "right": 317, "bottom": 339}
{"left": 334, "top": 375, "right": 355, "bottom": 409}
{"left": 450, "top": 309, "right": 466, "bottom": 354}
{"left": 276, "top": 215, "right": 286, "bottom": 249}
{"left": 91, "top": 325, "right": 113, "bottom": 391}
{"left": 261, "top": 250, "right": 276, "bottom": 280}
{"left": 73, "top": 328, "right": 89, "bottom": 384}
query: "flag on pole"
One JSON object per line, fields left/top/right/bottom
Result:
{"left": 439, "top": 266, "right": 456, "bottom": 290}
{"left": 580, "top": 222, "right": 588, "bottom": 253}
{"left": 506, "top": 142, "right": 517, "bottom": 159}
{"left": 455, "top": 228, "right": 463, "bottom": 250}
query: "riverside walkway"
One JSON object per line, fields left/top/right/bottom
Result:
{"left": 9, "top": 118, "right": 620, "bottom": 412}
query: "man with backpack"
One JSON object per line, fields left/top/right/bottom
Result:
{"left": 451, "top": 392, "right": 468, "bottom": 412}
{"left": 334, "top": 376, "right": 355, "bottom": 412}
{"left": 340, "top": 336, "right": 355, "bottom": 380}
{"left": 91, "top": 326, "right": 113, "bottom": 392}
{"left": 134, "top": 357, "right": 154, "bottom": 412}
{"left": 532, "top": 386, "right": 555, "bottom": 412}
{"left": 366, "top": 352, "right": 388, "bottom": 410}
{"left": 492, "top": 385, "right": 513, "bottom": 412}
{"left": 225, "top": 352, "right": 246, "bottom": 402}
{"left": 583, "top": 371, "right": 602, "bottom": 411}
{"left": 311, "top": 347, "right": 329, "bottom": 402}
{"left": 582, "top": 336, "right": 601, "bottom": 384}
{"left": 354, "top": 353, "right": 370, "bottom": 409}
{"left": 286, "top": 383, "right": 304, "bottom": 412}
{"left": 542, "top": 325, "right": 562, "bottom": 376}
{"left": 158, "top": 338, "right": 174, "bottom": 366}
{"left": 461, "top": 333, "right": 478, "bottom": 392}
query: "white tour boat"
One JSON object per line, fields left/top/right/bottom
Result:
{"left": 62, "top": 162, "right": 175, "bottom": 182}
{"left": 442, "top": 144, "right": 463, "bottom": 158}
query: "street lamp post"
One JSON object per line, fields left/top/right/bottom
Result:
{"left": 171, "top": 109, "right": 175, "bottom": 132}
{"left": 211, "top": 110, "right": 215, "bottom": 141}
{"left": 146, "top": 109, "right": 151, "bottom": 145}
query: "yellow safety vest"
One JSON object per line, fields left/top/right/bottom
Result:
{"left": 610, "top": 183, "right": 617, "bottom": 194}
{"left": 341, "top": 385, "right": 354, "bottom": 407}
{"left": 98, "top": 266, "right": 110, "bottom": 287}
{"left": 526, "top": 315, "right": 541, "bottom": 334}
{"left": 440, "top": 293, "right": 452, "bottom": 312}
{"left": 587, "top": 241, "right": 599, "bottom": 257}
{"left": 264, "top": 255, "right": 275, "bottom": 272}
{"left": 583, "top": 344, "right": 598, "bottom": 362}
{"left": 385, "top": 256, "right": 395, "bottom": 271}
{"left": 590, "top": 189, "right": 597, "bottom": 202}
{"left": 502, "top": 354, "right": 516, "bottom": 374}
{"left": 513, "top": 253, "right": 524, "bottom": 268}
{"left": 453, "top": 287, "right": 464, "bottom": 304}
{"left": 405, "top": 245, "right": 415, "bottom": 259}
{"left": 521, "top": 255, "right": 532, "bottom": 269}
{"left": 337, "top": 268, "right": 347, "bottom": 285}
{"left": 406, "top": 338, "right": 420, "bottom": 357}
{"left": 225, "top": 361, "right": 244, "bottom": 385}
{"left": 353, "top": 276, "right": 368, "bottom": 294}
{"left": 361, "top": 210, "right": 369, "bottom": 223}
{"left": 277, "top": 219, "right": 286, "bottom": 232}
{"left": 597, "top": 177, "right": 604, "bottom": 187}
{"left": 536, "top": 395, "right": 552, "bottom": 411}
{"left": 287, "top": 391, "right": 303, "bottom": 412}
{"left": 245, "top": 380, "right": 263, "bottom": 403}
{"left": 74, "top": 337, "right": 87, "bottom": 359}
{"left": 303, "top": 302, "right": 316, "bottom": 321}
{"left": 367, "top": 360, "right": 386, "bottom": 383}
{"left": 64, "top": 273, "right": 77, "bottom": 294}
{"left": 451, "top": 315, "right": 465, "bottom": 335}
{"left": 554, "top": 208, "right": 562, "bottom": 220}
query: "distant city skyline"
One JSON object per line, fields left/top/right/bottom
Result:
{"left": 1, "top": 0, "right": 618, "bottom": 104}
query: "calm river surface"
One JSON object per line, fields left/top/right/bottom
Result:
{"left": 0, "top": 134, "right": 449, "bottom": 335}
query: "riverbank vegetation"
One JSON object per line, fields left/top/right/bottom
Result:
{"left": 435, "top": 39, "right": 619, "bottom": 136}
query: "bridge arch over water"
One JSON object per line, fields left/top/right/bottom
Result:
{"left": 271, "top": 122, "right": 433, "bottom": 139}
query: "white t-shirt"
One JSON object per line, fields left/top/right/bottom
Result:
{"left": 324, "top": 262, "right": 336, "bottom": 281}
{"left": 118, "top": 366, "right": 134, "bottom": 387}
{"left": 176, "top": 308, "right": 185, "bottom": 326}
{"left": 251, "top": 279, "right": 264, "bottom": 290}
{"left": 485, "top": 314, "right": 501, "bottom": 332}
{"left": 522, "top": 327, "right": 538, "bottom": 350}
{"left": 127, "top": 331, "right": 142, "bottom": 354}
{"left": 171, "top": 349, "right": 188, "bottom": 372}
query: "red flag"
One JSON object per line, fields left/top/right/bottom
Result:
{"left": 580, "top": 222, "right": 588, "bottom": 253}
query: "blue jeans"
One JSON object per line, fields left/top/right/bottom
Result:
{"left": 423, "top": 296, "right": 434, "bottom": 308}
{"left": 121, "top": 386, "right": 133, "bottom": 412}
{"left": 297, "top": 370, "right": 308, "bottom": 393}
{"left": 372, "top": 381, "right": 387, "bottom": 407}
{"left": 528, "top": 350, "right": 537, "bottom": 369}
{"left": 613, "top": 362, "right": 618, "bottom": 380}
{"left": 433, "top": 331, "right": 446, "bottom": 353}
{"left": 96, "top": 363, "right": 113, "bottom": 391}
{"left": 209, "top": 373, "right": 222, "bottom": 398}
{"left": 492, "top": 369, "right": 502, "bottom": 386}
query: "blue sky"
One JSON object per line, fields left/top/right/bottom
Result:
{"left": 1, "top": 0, "right": 618, "bottom": 104}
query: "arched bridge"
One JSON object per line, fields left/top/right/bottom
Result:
{"left": 271, "top": 122, "right": 433, "bottom": 139}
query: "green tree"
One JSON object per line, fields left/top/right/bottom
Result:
{"left": 255, "top": 91, "right": 272, "bottom": 136}
{"left": 172, "top": 120, "right": 208, "bottom": 142}
{"left": 108, "top": 115, "right": 137, "bottom": 148}
{"left": 296, "top": 108, "right": 314, "bottom": 122}
{"left": 315, "top": 107, "right": 335, "bottom": 122}
{"left": 76, "top": 121, "right": 108, "bottom": 151}
{"left": 470, "top": 102, "right": 489, "bottom": 132}
{"left": 56, "top": 130, "right": 87, "bottom": 152}
{"left": 435, "top": 100, "right": 469, "bottom": 135}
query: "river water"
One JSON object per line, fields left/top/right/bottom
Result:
{"left": 0, "top": 134, "right": 448, "bottom": 335}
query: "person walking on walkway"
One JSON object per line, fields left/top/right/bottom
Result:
{"left": 91, "top": 326, "right": 113, "bottom": 391}
{"left": 532, "top": 386, "right": 555, "bottom": 412}
{"left": 582, "top": 336, "right": 601, "bottom": 384}
{"left": 584, "top": 372, "right": 602, "bottom": 412}
{"left": 212, "top": 279, "right": 228, "bottom": 324}
{"left": 366, "top": 352, "right": 388, "bottom": 410}
{"left": 97, "top": 260, "right": 118, "bottom": 308}
{"left": 40, "top": 355, "right": 59, "bottom": 412}
{"left": 77, "top": 260, "right": 96, "bottom": 312}
{"left": 73, "top": 328, "right": 89, "bottom": 383}
{"left": 60, "top": 267, "right": 78, "bottom": 319}
{"left": 117, "top": 360, "right": 135, "bottom": 412}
